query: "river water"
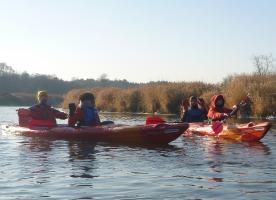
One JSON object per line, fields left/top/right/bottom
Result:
{"left": 0, "top": 107, "right": 275, "bottom": 200}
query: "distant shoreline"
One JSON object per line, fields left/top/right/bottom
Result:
{"left": 0, "top": 92, "right": 63, "bottom": 106}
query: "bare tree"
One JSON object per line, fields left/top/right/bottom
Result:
{"left": 252, "top": 54, "right": 275, "bottom": 76}
{"left": 98, "top": 73, "right": 108, "bottom": 81}
{"left": 0, "top": 63, "right": 15, "bottom": 74}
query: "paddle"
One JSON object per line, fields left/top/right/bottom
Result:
{"left": 211, "top": 94, "right": 251, "bottom": 134}
{"left": 68, "top": 103, "right": 76, "bottom": 115}
{"left": 229, "top": 94, "right": 250, "bottom": 117}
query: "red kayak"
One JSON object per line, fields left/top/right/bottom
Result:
{"left": 1, "top": 123, "right": 188, "bottom": 145}
{"left": 184, "top": 122, "right": 271, "bottom": 142}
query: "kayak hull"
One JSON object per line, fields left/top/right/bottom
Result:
{"left": 1, "top": 123, "right": 189, "bottom": 145}
{"left": 184, "top": 122, "right": 271, "bottom": 142}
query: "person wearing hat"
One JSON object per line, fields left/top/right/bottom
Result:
{"left": 68, "top": 92, "right": 101, "bottom": 127}
{"left": 26, "top": 90, "right": 68, "bottom": 127}
{"left": 181, "top": 96, "right": 208, "bottom": 123}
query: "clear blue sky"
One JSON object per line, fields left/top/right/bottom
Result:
{"left": 0, "top": 0, "right": 275, "bottom": 83}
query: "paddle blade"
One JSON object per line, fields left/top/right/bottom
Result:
{"left": 211, "top": 121, "right": 224, "bottom": 134}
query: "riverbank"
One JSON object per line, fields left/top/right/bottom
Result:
{"left": 0, "top": 92, "right": 63, "bottom": 106}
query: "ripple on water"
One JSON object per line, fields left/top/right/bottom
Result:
{"left": 0, "top": 108, "right": 276, "bottom": 199}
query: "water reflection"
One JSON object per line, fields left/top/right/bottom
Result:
{"left": 68, "top": 141, "right": 97, "bottom": 161}
{"left": 242, "top": 141, "right": 271, "bottom": 155}
{"left": 67, "top": 141, "right": 98, "bottom": 179}
{"left": 17, "top": 138, "right": 56, "bottom": 186}
{"left": 18, "top": 138, "right": 98, "bottom": 180}
{"left": 20, "top": 138, "right": 53, "bottom": 152}
{"left": 204, "top": 139, "right": 225, "bottom": 174}
{"left": 101, "top": 141, "right": 182, "bottom": 151}
{"left": 189, "top": 136, "right": 272, "bottom": 185}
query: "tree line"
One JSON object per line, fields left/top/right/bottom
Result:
{"left": 0, "top": 63, "right": 138, "bottom": 105}
{"left": 0, "top": 63, "right": 137, "bottom": 94}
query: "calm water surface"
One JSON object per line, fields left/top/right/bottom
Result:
{"left": 0, "top": 107, "right": 276, "bottom": 200}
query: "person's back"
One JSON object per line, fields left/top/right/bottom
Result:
{"left": 68, "top": 92, "right": 100, "bottom": 127}
{"left": 181, "top": 96, "right": 207, "bottom": 123}
{"left": 76, "top": 106, "right": 100, "bottom": 126}
{"left": 207, "top": 94, "right": 233, "bottom": 121}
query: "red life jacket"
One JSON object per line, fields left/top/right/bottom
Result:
{"left": 18, "top": 108, "right": 57, "bottom": 128}
{"left": 18, "top": 108, "right": 32, "bottom": 127}
{"left": 146, "top": 116, "right": 166, "bottom": 125}
{"left": 28, "top": 119, "right": 56, "bottom": 129}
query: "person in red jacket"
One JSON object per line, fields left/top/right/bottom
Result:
{"left": 18, "top": 90, "right": 68, "bottom": 127}
{"left": 146, "top": 111, "right": 166, "bottom": 124}
{"left": 68, "top": 92, "right": 101, "bottom": 127}
{"left": 207, "top": 94, "right": 237, "bottom": 121}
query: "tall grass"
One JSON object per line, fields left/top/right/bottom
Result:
{"left": 222, "top": 74, "right": 276, "bottom": 117}
{"left": 61, "top": 74, "right": 276, "bottom": 117}
{"left": 62, "top": 82, "right": 216, "bottom": 116}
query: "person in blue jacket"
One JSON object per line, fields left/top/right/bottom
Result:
{"left": 68, "top": 92, "right": 100, "bottom": 127}
{"left": 181, "top": 96, "right": 208, "bottom": 123}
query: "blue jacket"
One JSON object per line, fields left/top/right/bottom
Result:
{"left": 69, "top": 106, "right": 100, "bottom": 127}
{"left": 181, "top": 107, "right": 207, "bottom": 123}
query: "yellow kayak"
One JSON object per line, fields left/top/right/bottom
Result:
{"left": 184, "top": 122, "right": 271, "bottom": 142}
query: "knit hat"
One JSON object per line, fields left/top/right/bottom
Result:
{"left": 37, "top": 90, "right": 48, "bottom": 99}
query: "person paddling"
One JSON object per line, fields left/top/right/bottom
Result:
{"left": 18, "top": 90, "right": 68, "bottom": 127}
{"left": 68, "top": 92, "right": 101, "bottom": 127}
{"left": 207, "top": 94, "right": 237, "bottom": 121}
{"left": 181, "top": 96, "right": 208, "bottom": 123}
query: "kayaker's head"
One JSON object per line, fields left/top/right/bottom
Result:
{"left": 79, "top": 92, "right": 95, "bottom": 108}
{"left": 190, "top": 96, "right": 198, "bottom": 109}
{"left": 215, "top": 95, "right": 225, "bottom": 108}
{"left": 37, "top": 90, "right": 48, "bottom": 105}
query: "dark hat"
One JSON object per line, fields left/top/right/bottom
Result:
{"left": 190, "top": 96, "right": 197, "bottom": 102}
{"left": 79, "top": 92, "right": 95, "bottom": 101}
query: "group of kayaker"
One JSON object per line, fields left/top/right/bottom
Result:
{"left": 18, "top": 89, "right": 244, "bottom": 128}
{"left": 180, "top": 94, "right": 241, "bottom": 123}
{"left": 18, "top": 90, "right": 101, "bottom": 128}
